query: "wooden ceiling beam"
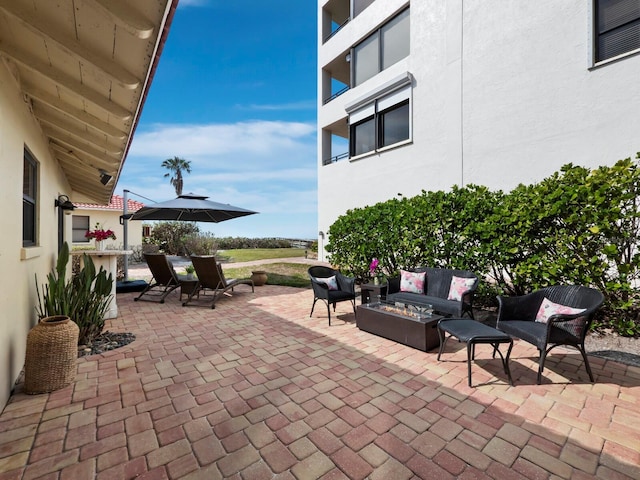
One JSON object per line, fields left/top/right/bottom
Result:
{"left": 24, "top": 84, "right": 126, "bottom": 139}
{"left": 88, "top": 0, "right": 155, "bottom": 39}
{"left": 0, "top": 43, "right": 132, "bottom": 120}
{"left": 48, "top": 136, "right": 121, "bottom": 168}
{"left": 36, "top": 107, "right": 123, "bottom": 154}
{"left": 0, "top": 0, "right": 141, "bottom": 89}
{"left": 57, "top": 152, "right": 104, "bottom": 175}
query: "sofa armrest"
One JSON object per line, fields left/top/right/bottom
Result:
{"left": 387, "top": 276, "right": 400, "bottom": 294}
{"left": 336, "top": 273, "right": 356, "bottom": 294}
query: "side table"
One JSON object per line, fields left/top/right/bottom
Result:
{"left": 180, "top": 279, "right": 199, "bottom": 301}
{"left": 360, "top": 283, "right": 388, "bottom": 305}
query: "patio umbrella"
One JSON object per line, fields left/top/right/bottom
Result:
{"left": 130, "top": 193, "right": 257, "bottom": 223}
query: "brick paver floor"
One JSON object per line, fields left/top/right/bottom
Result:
{"left": 1, "top": 285, "right": 639, "bottom": 479}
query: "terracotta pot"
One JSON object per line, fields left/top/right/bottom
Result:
{"left": 24, "top": 315, "right": 79, "bottom": 394}
{"left": 251, "top": 271, "right": 268, "bottom": 286}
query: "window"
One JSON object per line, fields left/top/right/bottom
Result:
{"left": 352, "top": 8, "right": 409, "bottom": 87}
{"left": 349, "top": 85, "right": 411, "bottom": 157}
{"left": 595, "top": 0, "right": 640, "bottom": 62}
{"left": 379, "top": 100, "right": 410, "bottom": 148}
{"left": 72, "top": 215, "right": 90, "bottom": 242}
{"left": 23, "top": 149, "right": 37, "bottom": 247}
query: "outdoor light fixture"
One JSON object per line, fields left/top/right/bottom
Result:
{"left": 99, "top": 170, "right": 113, "bottom": 185}
{"left": 54, "top": 195, "right": 75, "bottom": 212}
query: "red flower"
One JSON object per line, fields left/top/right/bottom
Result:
{"left": 85, "top": 223, "right": 116, "bottom": 241}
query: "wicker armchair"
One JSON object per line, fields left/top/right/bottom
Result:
{"left": 496, "top": 285, "right": 604, "bottom": 384}
{"left": 308, "top": 266, "right": 356, "bottom": 325}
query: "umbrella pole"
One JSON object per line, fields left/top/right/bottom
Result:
{"left": 123, "top": 189, "right": 129, "bottom": 281}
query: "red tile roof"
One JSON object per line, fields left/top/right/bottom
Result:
{"left": 73, "top": 195, "right": 145, "bottom": 212}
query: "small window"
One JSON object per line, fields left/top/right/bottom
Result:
{"left": 595, "top": 0, "right": 640, "bottom": 62}
{"left": 348, "top": 85, "right": 411, "bottom": 158}
{"left": 72, "top": 215, "right": 90, "bottom": 243}
{"left": 23, "top": 149, "right": 37, "bottom": 247}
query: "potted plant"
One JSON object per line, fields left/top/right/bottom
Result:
{"left": 184, "top": 264, "right": 196, "bottom": 279}
{"left": 28, "top": 242, "right": 112, "bottom": 393}
{"left": 85, "top": 223, "right": 116, "bottom": 250}
{"left": 35, "top": 242, "right": 113, "bottom": 346}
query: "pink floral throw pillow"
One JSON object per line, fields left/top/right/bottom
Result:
{"left": 317, "top": 275, "right": 338, "bottom": 290}
{"left": 447, "top": 276, "right": 476, "bottom": 301}
{"left": 400, "top": 270, "right": 425, "bottom": 294}
{"left": 535, "top": 298, "right": 585, "bottom": 324}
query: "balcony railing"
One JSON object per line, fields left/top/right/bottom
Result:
{"left": 323, "top": 17, "right": 350, "bottom": 43}
{"left": 323, "top": 85, "right": 350, "bottom": 105}
{"left": 322, "top": 152, "right": 349, "bottom": 165}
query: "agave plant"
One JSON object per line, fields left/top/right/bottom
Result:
{"left": 36, "top": 242, "right": 113, "bottom": 345}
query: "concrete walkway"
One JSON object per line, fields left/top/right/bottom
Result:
{"left": 1, "top": 286, "right": 639, "bottom": 479}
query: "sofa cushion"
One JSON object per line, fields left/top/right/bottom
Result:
{"left": 535, "top": 297, "right": 585, "bottom": 324}
{"left": 447, "top": 276, "right": 476, "bottom": 301}
{"left": 400, "top": 270, "right": 426, "bottom": 294}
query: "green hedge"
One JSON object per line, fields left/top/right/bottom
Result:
{"left": 326, "top": 155, "right": 640, "bottom": 336}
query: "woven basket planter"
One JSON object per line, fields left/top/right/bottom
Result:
{"left": 25, "top": 315, "right": 79, "bottom": 394}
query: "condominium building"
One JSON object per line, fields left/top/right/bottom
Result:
{"left": 317, "top": 0, "right": 640, "bottom": 260}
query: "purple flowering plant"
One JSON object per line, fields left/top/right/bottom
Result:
{"left": 369, "top": 258, "right": 380, "bottom": 277}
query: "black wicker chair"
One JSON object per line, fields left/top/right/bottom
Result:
{"left": 496, "top": 285, "right": 604, "bottom": 384}
{"left": 308, "top": 266, "right": 356, "bottom": 325}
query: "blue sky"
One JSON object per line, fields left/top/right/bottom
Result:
{"left": 118, "top": 0, "right": 318, "bottom": 239}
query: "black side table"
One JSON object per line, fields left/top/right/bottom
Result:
{"left": 360, "top": 283, "right": 387, "bottom": 305}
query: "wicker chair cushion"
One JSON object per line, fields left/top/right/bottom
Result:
{"left": 316, "top": 275, "right": 338, "bottom": 290}
{"left": 535, "top": 297, "right": 585, "bottom": 324}
{"left": 400, "top": 270, "right": 425, "bottom": 293}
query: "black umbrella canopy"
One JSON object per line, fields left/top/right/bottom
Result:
{"left": 130, "top": 193, "right": 258, "bottom": 223}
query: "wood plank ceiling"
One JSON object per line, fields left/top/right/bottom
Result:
{"left": 0, "top": 0, "right": 177, "bottom": 204}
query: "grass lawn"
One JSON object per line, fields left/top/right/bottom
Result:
{"left": 218, "top": 248, "right": 307, "bottom": 263}
{"left": 222, "top": 262, "right": 311, "bottom": 288}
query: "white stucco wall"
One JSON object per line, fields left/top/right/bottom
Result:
{"left": 0, "top": 60, "right": 73, "bottom": 407}
{"left": 317, "top": 0, "right": 640, "bottom": 260}
{"left": 71, "top": 208, "right": 144, "bottom": 251}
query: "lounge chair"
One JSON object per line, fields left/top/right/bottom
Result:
{"left": 182, "top": 256, "right": 254, "bottom": 308}
{"left": 134, "top": 253, "right": 189, "bottom": 303}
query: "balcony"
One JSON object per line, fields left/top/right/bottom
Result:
{"left": 321, "top": 51, "right": 351, "bottom": 105}
{"left": 321, "top": 118, "right": 349, "bottom": 166}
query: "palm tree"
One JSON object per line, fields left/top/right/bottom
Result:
{"left": 161, "top": 156, "right": 192, "bottom": 196}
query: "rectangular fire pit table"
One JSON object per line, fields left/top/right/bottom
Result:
{"left": 437, "top": 318, "right": 514, "bottom": 387}
{"left": 356, "top": 302, "right": 443, "bottom": 351}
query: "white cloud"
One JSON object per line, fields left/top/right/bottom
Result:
{"left": 237, "top": 100, "right": 316, "bottom": 111}
{"left": 129, "top": 120, "right": 316, "bottom": 161}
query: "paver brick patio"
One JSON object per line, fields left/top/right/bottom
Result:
{"left": 0, "top": 285, "right": 639, "bottom": 479}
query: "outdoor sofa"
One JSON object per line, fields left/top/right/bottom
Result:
{"left": 386, "top": 267, "right": 478, "bottom": 318}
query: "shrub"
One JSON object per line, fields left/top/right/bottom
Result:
{"left": 326, "top": 155, "right": 640, "bottom": 336}
{"left": 36, "top": 242, "right": 113, "bottom": 345}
